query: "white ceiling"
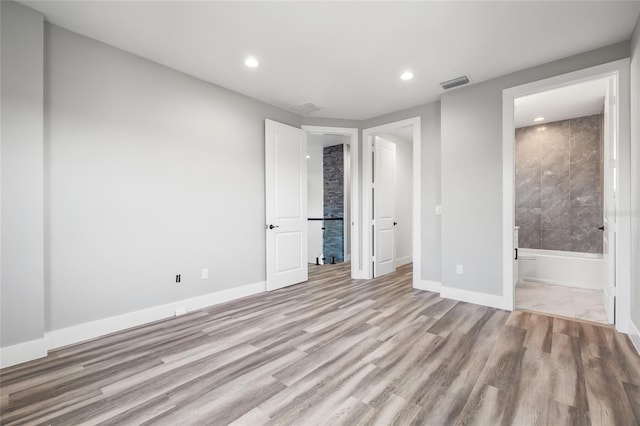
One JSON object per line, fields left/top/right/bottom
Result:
{"left": 21, "top": 1, "right": 640, "bottom": 120}
{"left": 514, "top": 78, "right": 608, "bottom": 128}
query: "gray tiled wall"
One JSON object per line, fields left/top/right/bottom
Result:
{"left": 323, "top": 145, "right": 344, "bottom": 262}
{"left": 515, "top": 114, "right": 603, "bottom": 253}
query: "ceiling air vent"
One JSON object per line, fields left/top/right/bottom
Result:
{"left": 440, "top": 75, "right": 470, "bottom": 90}
{"left": 292, "top": 102, "right": 322, "bottom": 115}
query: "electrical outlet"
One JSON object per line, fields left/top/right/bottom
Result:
{"left": 176, "top": 274, "right": 181, "bottom": 283}
{"left": 435, "top": 205, "right": 442, "bottom": 215}
{"left": 456, "top": 265, "right": 463, "bottom": 275}
{"left": 201, "top": 268, "right": 209, "bottom": 279}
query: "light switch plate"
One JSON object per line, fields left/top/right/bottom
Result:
{"left": 435, "top": 205, "right": 442, "bottom": 215}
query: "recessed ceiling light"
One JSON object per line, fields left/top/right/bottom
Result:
{"left": 245, "top": 57, "right": 259, "bottom": 68}
{"left": 306, "top": 155, "right": 310, "bottom": 159}
{"left": 534, "top": 116, "right": 545, "bottom": 122}
{"left": 400, "top": 71, "right": 414, "bottom": 81}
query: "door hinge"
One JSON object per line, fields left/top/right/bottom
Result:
{"left": 609, "top": 286, "right": 617, "bottom": 297}
{"left": 371, "top": 255, "right": 376, "bottom": 262}
{"left": 609, "top": 159, "right": 617, "bottom": 168}
{"left": 371, "top": 219, "right": 376, "bottom": 226}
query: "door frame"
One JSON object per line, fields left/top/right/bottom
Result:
{"left": 301, "top": 126, "right": 360, "bottom": 279}
{"left": 362, "top": 117, "right": 421, "bottom": 285}
{"left": 501, "top": 59, "right": 631, "bottom": 333}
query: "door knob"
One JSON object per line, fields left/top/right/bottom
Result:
{"left": 393, "top": 222, "right": 398, "bottom": 226}
{"left": 597, "top": 226, "right": 605, "bottom": 231}
{"left": 266, "top": 224, "right": 279, "bottom": 230}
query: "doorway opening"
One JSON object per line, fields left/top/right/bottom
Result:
{"left": 306, "top": 134, "right": 351, "bottom": 266}
{"left": 502, "top": 59, "right": 631, "bottom": 332}
{"left": 513, "top": 77, "right": 612, "bottom": 324}
{"left": 302, "top": 126, "right": 359, "bottom": 278}
{"left": 362, "top": 117, "right": 421, "bottom": 283}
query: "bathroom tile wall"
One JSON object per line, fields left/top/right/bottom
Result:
{"left": 515, "top": 114, "right": 603, "bottom": 253}
{"left": 323, "top": 145, "right": 344, "bottom": 262}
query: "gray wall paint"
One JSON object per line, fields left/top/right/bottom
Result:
{"left": 0, "top": 2, "right": 46, "bottom": 347}
{"left": 515, "top": 115, "right": 604, "bottom": 254}
{"left": 441, "top": 42, "right": 629, "bottom": 295}
{"left": 362, "top": 102, "right": 442, "bottom": 283}
{"left": 44, "top": 25, "right": 301, "bottom": 331}
{"left": 630, "top": 17, "right": 640, "bottom": 330}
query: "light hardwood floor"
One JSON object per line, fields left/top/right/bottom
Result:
{"left": 1, "top": 262, "right": 640, "bottom": 425}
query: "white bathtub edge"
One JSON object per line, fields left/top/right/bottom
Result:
{"left": 520, "top": 276, "right": 602, "bottom": 291}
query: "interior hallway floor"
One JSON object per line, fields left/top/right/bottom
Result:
{"left": 2, "top": 263, "right": 639, "bottom": 425}
{"left": 516, "top": 281, "right": 608, "bottom": 325}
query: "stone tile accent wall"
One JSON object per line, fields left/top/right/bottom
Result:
{"left": 515, "top": 114, "right": 603, "bottom": 253}
{"left": 323, "top": 145, "right": 344, "bottom": 262}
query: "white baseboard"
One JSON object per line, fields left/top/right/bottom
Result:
{"left": 414, "top": 279, "right": 442, "bottom": 293}
{"left": 45, "top": 281, "right": 266, "bottom": 351}
{"left": 344, "top": 254, "right": 351, "bottom": 262}
{"left": 629, "top": 320, "right": 640, "bottom": 355}
{"left": 0, "top": 337, "right": 48, "bottom": 369}
{"left": 521, "top": 276, "right": 601, "bottom": 291}
{"left": 440, "top": 285, "right": 511, "bottom": 311}
{"left": 395, "top": 255, "right": 412, "bottom": 267}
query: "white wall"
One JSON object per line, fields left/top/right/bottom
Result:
{"left": 44, "top": 25, "right": 301, "bottom": 332}
{"left": 395, "top": 136, "right": 413, "bottom": 265}
{"left": 630, "top": 16, "right": 640, "bottom": 341}
{"left": 307, "top": 140, "right": 324, "bottom": 263}
{"left": 440, "top": 42, "right": 630, "bottom": 298}
{"left": 344, "top": 144, "right": 351, "bottom": 258}
{"left": 0, "top": 2, "right": 46, "bottom": 351}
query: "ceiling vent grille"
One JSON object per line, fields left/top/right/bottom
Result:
{"left": 292, "top": 102, "right": 322, "bottom": 115}
{"left": 440, "top": 75, "right": 470, "bottom": 90}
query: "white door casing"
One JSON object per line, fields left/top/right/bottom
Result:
{"left": 373, "top": 137, "right": 397, "bottom": 278}
{"left": 602, "top": 77, "right": 617, "bottom": 324}
{"left": 265, "top": 119, "right": 308, "bottom": 291}
{"left": 503, "top": 59, "right": 631, "bottom": 329}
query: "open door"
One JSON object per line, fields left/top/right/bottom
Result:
{"left": 602, "top": 78, "right": 617, "bottom": 324}
{"left": 265, "top": 119, "right": 308, "bottom": 291}
{"left": 373, "top": 137, "right": 396, "bottom": 278}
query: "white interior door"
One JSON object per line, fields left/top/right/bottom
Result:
{"left": 265, "top": 119, "right": 308, "bottom": 291}
{"left": 602, "top": 78, "right": 616, "bottom": 324}
{"left": 373, "top": 137, "right": 396, "bottom": 278}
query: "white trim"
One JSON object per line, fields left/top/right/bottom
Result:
{"left": 46, "top": 281, "right": 265, "bottom": 350}
{"left": 502, "top": 59, "right": 632, "bottom": 332}
{"left": 395, "top": 255, "right": 412, "bottom": 267}
{"left": 629, "top": 320, "right": 640, "bottom": 356}
{"left": 302, "top": 126, "right": 362, "bottom": 279}
{"left": 440, "top": 286, "right": 512, "bottom": 311}
{"left": 415, "top": 280, "right": 442, "bottom": 293}
{"left": 0, "top": 337, "right": 48, "bottom": 369}
{"left": 361, "top": 117, "right": 421, "bottom": 287}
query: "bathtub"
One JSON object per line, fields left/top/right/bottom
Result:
{"left": 517, "top": 248, "right": 604, "bottom": 291}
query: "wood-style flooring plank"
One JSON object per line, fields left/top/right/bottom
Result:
{"left": 2, "top": 262, "right": 640, "bottom": 425}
